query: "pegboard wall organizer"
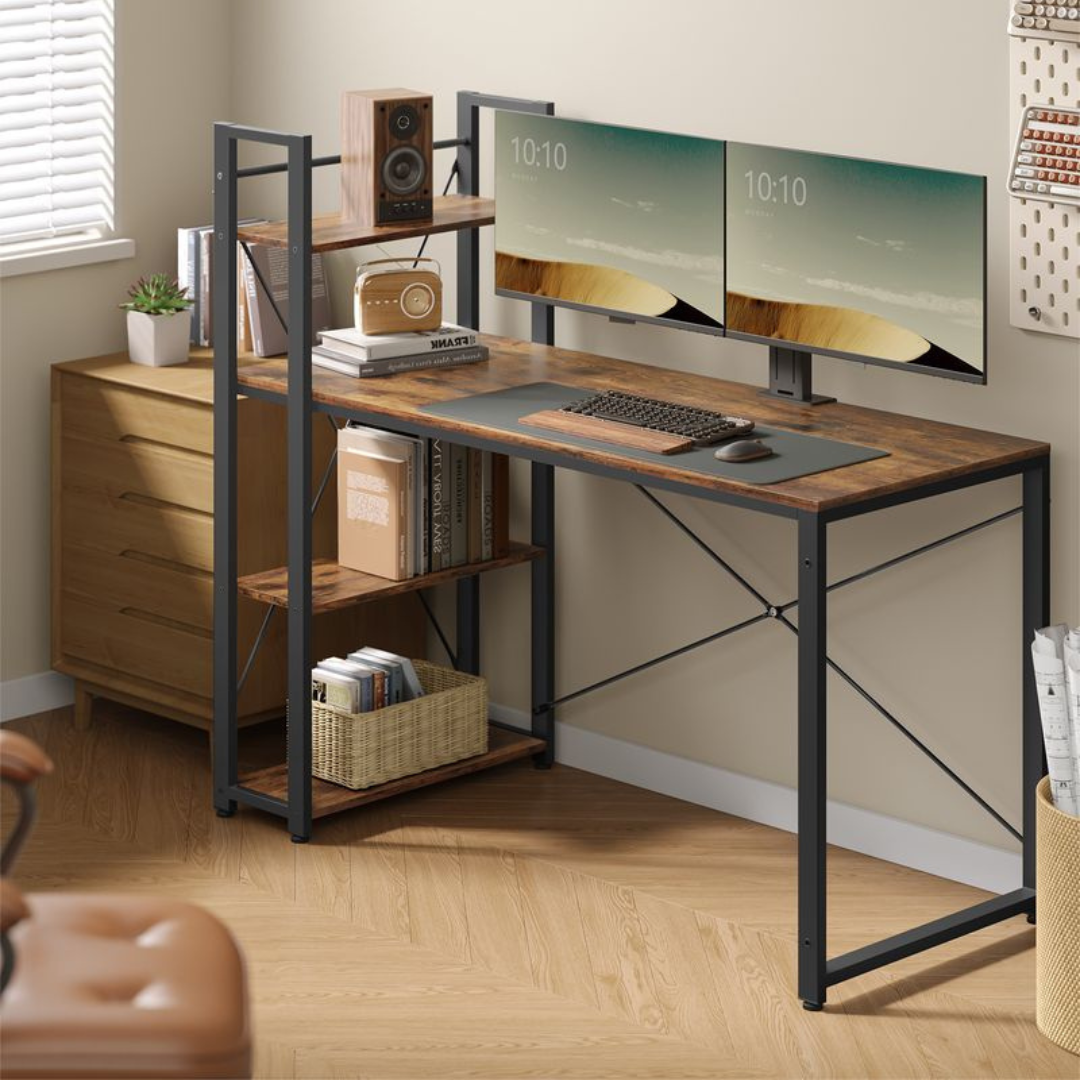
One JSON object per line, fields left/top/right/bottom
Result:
{"left": 1008, "top": 21, "right": 1080, "bottom": 340}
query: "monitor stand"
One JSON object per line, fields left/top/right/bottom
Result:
{"left": 763, "top": 346, "right": 836, "bottom": 406}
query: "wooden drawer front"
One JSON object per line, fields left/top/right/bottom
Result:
{"left": 62, "top": 489, "right": 213, "bottom": 572}
{"left": 63, "top": 543, "right": 213, "bottom": 632}
{"left": 62, "top": 431, "right": 213, "bottom": 514}
{"left": 61, "top": 374, "right": 212, "bottom": 454}
{"left": 61, "top": 595, "right": 212, "bottom": 700}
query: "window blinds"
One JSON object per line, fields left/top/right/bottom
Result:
{"left": 0, "top": 0, "right": 115, "bottom": 244}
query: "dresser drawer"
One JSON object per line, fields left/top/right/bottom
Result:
{"left": 61, "top": 431, "right": 213, "bottom": 515}
{"left": 62, "top": 543, "right": 213, "bottom": 632}
{"left": 60, "top": 594, "right": 212, "bottom": 701}
{"left": 61, "top": 489, "right": 213, "bottom": 572}
{"left": 61, "top": 373, "right": 212, "bottom": 454}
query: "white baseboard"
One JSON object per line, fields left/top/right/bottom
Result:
{"left": 491, "top": 705, "right": 1021, "bottom": 895}
{"left": 0, "top": 671, "right": 74, "bottom": 723}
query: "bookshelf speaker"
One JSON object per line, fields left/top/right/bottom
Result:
{"left": 341, "top": 89, "right": 434, "bottom": 227}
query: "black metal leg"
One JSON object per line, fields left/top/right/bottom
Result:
{"left": 532, "top": 462, "right": 556, "bottom": 767}
{"left": 798, "top": 512, "right": 828, "bottom": 1009}
{"left": 457, "top": 577, "right": 481, "bottom": 675}
{"left": 212, "top": 125, "right": 239, "bottom": 818}
{"left": 285, "top": 134, "right": 314, "bottom": 844}
{"left": 1022, "top": 458, "right": 1051, "bottom": 904}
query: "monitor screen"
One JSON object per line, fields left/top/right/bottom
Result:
{"left": 495, "top": 112, "right": 726, "bottom": 334}
{"left": 725, "top": 143, "right": 987, "bottom": 381}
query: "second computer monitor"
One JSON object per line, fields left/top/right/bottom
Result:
{"left": 495, "top": 111, "right": 726, "bottom": 333}
{"left": 726, "top": 143, "right": 987, "bottom": 382}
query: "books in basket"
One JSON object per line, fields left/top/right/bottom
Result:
{"left": 312, "top": 344, "right": 489, "bottom": 378}
{"left": 319, "top": 323, "right": 478, "bottom": 361}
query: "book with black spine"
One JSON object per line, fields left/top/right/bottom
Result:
{"left": 491, "top": 453, "right": 511, "bottom": 559}
{"left": 318, "top": 322, "right": 478, "bottom": 361}
{"left": 311, "top": 344, "right": 488, "bottom": 378}
{"left": 429, "top": 438, "right": 448, "bottom": 572}
{"left": 481, "top": 451, "right": 495, "bottom": 561}
{"left": 448, "top": 443, "right": 469, "bottom": 568}
{"left": 467, "top": 447, "right": 483, "bottom": 563}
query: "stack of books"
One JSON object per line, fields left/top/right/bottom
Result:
{"left": 312, "top": 647, "right": 425, "bottom": 713}
{"left": 337, "top": 422, "right": 510, "bottom": 582}
{"left": 313, "top": 323, "right": 488, "bottom": 378}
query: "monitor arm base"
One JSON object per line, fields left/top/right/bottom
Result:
{"left": 762, "top": 347, "right": 837, "bottom": 407}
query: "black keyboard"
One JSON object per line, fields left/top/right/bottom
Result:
{"left": 561, "top": 390, "right": 754, "bottom": 448}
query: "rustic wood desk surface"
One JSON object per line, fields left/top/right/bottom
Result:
{"left": 234, "top": 334, "right": 1048, "bottom": 515}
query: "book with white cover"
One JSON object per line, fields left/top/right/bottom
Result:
{"left": 319, "top": 323, "right": 478, "bottom": 361}
{"left": 311, "top": 667, "right": 362, "bottom": 713}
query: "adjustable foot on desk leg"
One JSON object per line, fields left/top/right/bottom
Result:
{"left": 1027, "top": 913, "right": 1036, "bottom": 925}
{"left": 802, "top": 1000, "right": 824, "bottom": 1012}
{"left": 291, "top": 833, "right": 310, "bottom": 844}
{"left": 215, "top": 808, "right": 235, "bottom": 818}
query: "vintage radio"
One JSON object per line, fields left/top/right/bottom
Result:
{"left": 354, "top": 258, "right": 442, "bottom": 334}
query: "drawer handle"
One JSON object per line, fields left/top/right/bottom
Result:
{"left": 118, "top": 491, "right": 212, "bottom": 520}
{"left": 119, "top": 607, "right": 211, "bottom": 640}
{"left": 120, "top": 549, "right": 212, "bottom": 580}
{"left": 119, "top": 434, "right": 212, "bottom": 461}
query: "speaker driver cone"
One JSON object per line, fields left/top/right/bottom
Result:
{"left": 382, "top": 146, "right": 426, "bottom": 196}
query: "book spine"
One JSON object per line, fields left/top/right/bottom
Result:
{"left": 352, "top": 346, "right": 488, "bottom": 377}
{"left": 398, "top": 464, "right": 410, "bottom": 579}
{"left": 324, "top": 327, "right": 479, "bottom": 361}
{"left": 236, "top": 242, "right": 251, "bottom": 353}
{"left": 199, "top": 228, "right": 213, "bottom": 348}
{"left": 243, "top": 254, "right": 264, "bottom": 357}
{"left": 418, "top": 437, "right": 429, "bottom": 576}
{"left": 449, "top": 444, "right": 468, "bottom": 568}
{"left": 491, "top": 453, "right": 511, "bottom": 559}
{"left": 467, "top": 448, "right": 483, "bottom": 563}
{"left": 187, "top": 229, "right": 201, "bottom": 344}
{"left": 481, "top": 452, "right": 494, "bottom": 561}
{"left": 429, "top": 439, "right": 446, "bottom": 572}
{"left": 404, "top": 440, "right": 416, "bottom": 578}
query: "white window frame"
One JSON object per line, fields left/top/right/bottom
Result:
{"left": 0, "top": 0, "right": 134, "bottom": 277}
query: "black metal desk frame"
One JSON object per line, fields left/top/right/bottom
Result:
{"left": 212, "top": 92, "right": 1050, "bottom": 1010}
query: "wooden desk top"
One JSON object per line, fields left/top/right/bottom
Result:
{"left": 236, "top": 336, "right": 1049, "bottom": 515}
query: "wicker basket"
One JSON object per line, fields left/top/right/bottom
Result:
{"left": 1036, "top": 775, "right": 1080, "bottom": 1056}
{"left": 310, "top": 660, "right": 488, "bottom": 790}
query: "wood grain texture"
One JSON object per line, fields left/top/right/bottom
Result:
{"left": 521, "top": 408, "right": 695, "bottom": 454}
{"left": 237, "top": 334, "right": 1049, "bottom": 514}
{"left": 238, "top": 195, "right": 495, "bottom": 254}
{"left": 240, "top": 726, "right": 546, "bottom": 818}
{"left": 238, "top": 542, "right": 542, "bottom": 612}
{"left": 7, "top": 701, "right": 1076, "bottom": 1080}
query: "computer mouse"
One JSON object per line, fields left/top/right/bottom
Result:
{"left": 715, "top": 438, "right": 774, "bottom": 463}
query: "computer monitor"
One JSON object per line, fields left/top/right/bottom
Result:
{"left": 726, "top": 143, "right": 987, "bottom": 384}
{"left": 494, "top": 111, "right": 726, "bottom": 334}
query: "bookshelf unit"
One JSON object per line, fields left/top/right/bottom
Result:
{"left": 213, "top": 93, "right": 556, "bottom": 843}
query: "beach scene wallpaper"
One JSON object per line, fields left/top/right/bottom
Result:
{"left": 495, "top": 112, "right": 726, "bottom": 329}
{"left": 726, "top": 144, "right": 985, "bottom": 377}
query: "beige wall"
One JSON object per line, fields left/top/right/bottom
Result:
{"left": 0, "top": 0, "right": 232, "bottom": 681}
{"left": 3, "top": 1, "right": 1077, "bottom": 852}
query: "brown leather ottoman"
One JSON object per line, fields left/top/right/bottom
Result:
{"left": 1, "top": 893, "right": 251, "bottom": 1079}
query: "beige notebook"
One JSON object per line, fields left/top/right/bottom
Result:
{"left": 337, "top": 447, "right": 409, "bottom": 581}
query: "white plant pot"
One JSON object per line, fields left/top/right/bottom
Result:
{"left": 126, "top": 310, "right": 190, "bottom": 367}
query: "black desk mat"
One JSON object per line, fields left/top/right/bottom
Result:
{"left": 420, "top": 383, "right": 887, "bottom": 486}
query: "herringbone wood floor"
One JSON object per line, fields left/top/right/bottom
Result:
{"left": 3, "top": 701, "right": 1076, "bottom": 1080}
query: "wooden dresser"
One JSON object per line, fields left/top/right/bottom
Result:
{"left": 52, "top": 351, "right": 423, "bottom": 732}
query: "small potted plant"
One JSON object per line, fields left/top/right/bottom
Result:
{"left": 120, "top": 273, "right": 193, "bottom": 367}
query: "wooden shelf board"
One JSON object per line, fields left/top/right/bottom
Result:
{"left": 238, "top": 542, "right": 543, "bottom": 613}
{"left": 236, "top": 194, "right": 494, "bottom": 253}
{"left": 240, "top": 724, "right": 546, "bottom": 818}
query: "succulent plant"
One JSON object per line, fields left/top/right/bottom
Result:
{"left": 119, "top": 273, "right": 193, "bottom": 316}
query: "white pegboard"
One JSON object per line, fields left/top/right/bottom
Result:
{"left": 1009, "top": 33, "right": 1080, "bottom": 339}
